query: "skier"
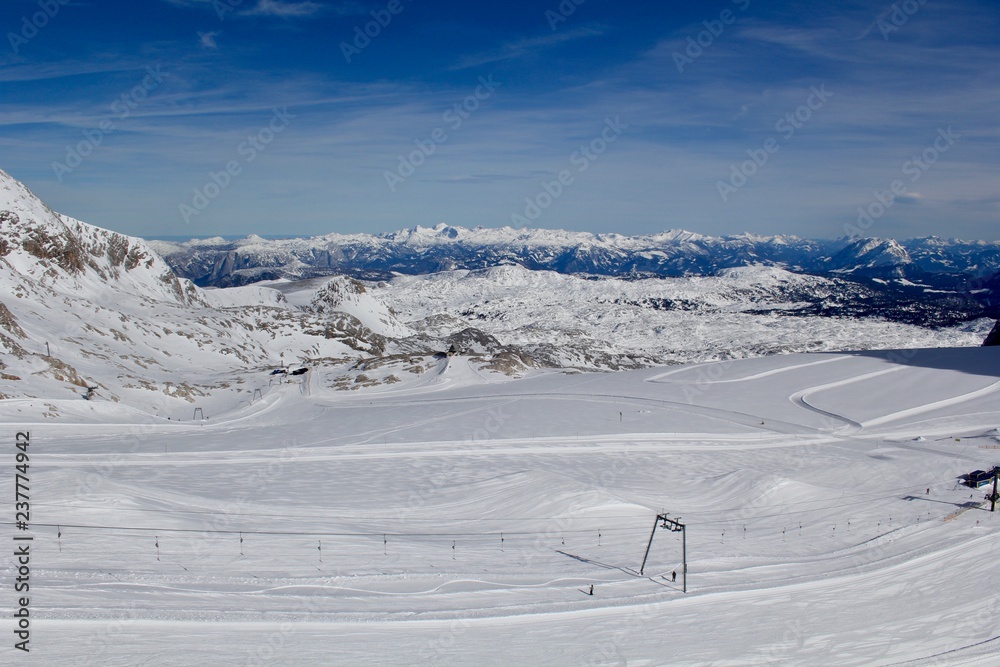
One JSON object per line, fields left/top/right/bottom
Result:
{"left": 671, "top": 570, "right": 677, "bottom": 583}
{"left": 588, "top": 584, "right": 594, "bottom": 596}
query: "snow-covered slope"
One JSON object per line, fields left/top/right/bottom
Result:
{"left": 4, "top": 346, "right": 1000, "bottom": 665}
{"left": 827, "top": 237, "right": 914, "bottom": 277}
{"left": 0, "top": 169, "right": 199, "bottom": 304}
{"left": 276, "top": 275, "right": 412, "bottom": 339}
{"left": 0, "top": 170, "right": 413, "bottom": 410}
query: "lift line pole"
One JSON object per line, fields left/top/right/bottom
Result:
{"left": 640, "top": 513, "right": 687, "bottom": 593}
{"left": 639, "top": 515, "right": 660, "bottom": 576}
{"left": 990, "top": 467, "right": 1000, "bottom": 513}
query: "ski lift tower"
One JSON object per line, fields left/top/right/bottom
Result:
{"left": 988, "top": 466, "right": 1000, "bottom": 512}
{"left": 640, "top": 513, "right": 687, "bottom": 593}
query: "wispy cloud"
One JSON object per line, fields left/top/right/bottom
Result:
{"left": 4, "top": 0, "right": 999, "bottom": 240}
{"left": 162, "top": 0, "right": 324, "bottom": 18}
{"left": 0, "top": 60, "right": 150, "bottom": 84}
{"left": 198, "top": 31, "right": 220, "bottom": 49}
{"left": 451, "top": 26, "right": 605, "bottom": 70}
{"left": 242, "top": 0, "right": 322, "bottom": 18}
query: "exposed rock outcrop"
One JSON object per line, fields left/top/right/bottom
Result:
{"left": 984, "top": 320, "right": 1000, "bottom": 346}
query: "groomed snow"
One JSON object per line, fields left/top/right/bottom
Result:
{"left": 3, "top": 347, "right": 1000, "bottom": 665}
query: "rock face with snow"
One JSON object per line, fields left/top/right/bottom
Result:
{"left": 984, "top": 320, "right": 1000, "bottom": 346}
{"left": 0, "top": 170, "right": 418, "bottom": 406}
{"left": 826, "top": 237, "right": 913, "bottom": 278}
{"left": 308, "top": 276, "right": 411, "bottom": 339}
{"left": 0, "top": 171, "right": 200, "bottom": 305}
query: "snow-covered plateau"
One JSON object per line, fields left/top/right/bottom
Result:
{"left": 2, "top": 168, "right": 1000, "bottom": 665}
{"left": 375, "top": 264, "right": 994, "bottom": 368}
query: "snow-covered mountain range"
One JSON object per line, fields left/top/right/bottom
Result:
{"left": 150, "top": 223, "right": 1000, "bottom": 296}
{"left": 0, "top": 167, "right": 995, "bottom": 410}
{"left": 150, "top": 223, "right": 1000, "bottom": 334}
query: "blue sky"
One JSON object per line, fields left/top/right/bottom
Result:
{"left": 1, "top": 0, "right": 998, "bottom": 240}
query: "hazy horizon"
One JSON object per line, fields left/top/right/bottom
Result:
{"left": 142, "top": 222, "right": 1000, "bottom": 245}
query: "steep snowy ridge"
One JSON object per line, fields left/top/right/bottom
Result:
{"left": 0, "top": 170, "right": 417, "bottom": 409}
{"left": 0, "top": 169, "right": 198, "bottom": 304}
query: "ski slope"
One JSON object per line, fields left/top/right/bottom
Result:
{"left": 3, "top": 347, "right": 1000, "bottom": 666}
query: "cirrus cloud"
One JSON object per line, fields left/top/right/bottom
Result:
{"left": 242, "top": 0, "right": 322, "bottom": 18}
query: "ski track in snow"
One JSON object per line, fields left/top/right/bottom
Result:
{"left": 860, "top": 378, "right": 1000, "bottom": 430}
{"left": 788, "top": 367, "right": 906, "bottom": 434}
{"left": 646, "top": 354, "right": 850, "bottom": 385}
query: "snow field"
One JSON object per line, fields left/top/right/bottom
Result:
{"left": 379, "top": 265, "right": 991, "bottom": 367}
{"left": 2, "top": 348, "right": 1000, "bottom": 665}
